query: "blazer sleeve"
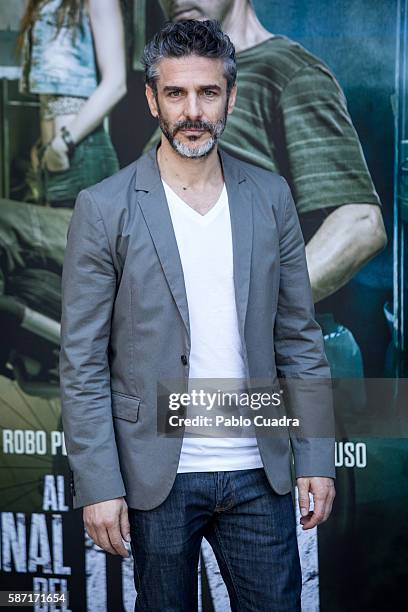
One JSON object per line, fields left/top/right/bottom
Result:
{"left": 59, "top": 189, "right": 126, "bottom": 509}
{"left": 273, "top": 178, "right": 336, "bottom": 480}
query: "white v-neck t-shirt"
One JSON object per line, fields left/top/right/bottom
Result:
{"left": 162, "top": 178, "right": 263, "bottom": 473}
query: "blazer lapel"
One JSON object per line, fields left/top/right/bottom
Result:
{"left": 219, "top": 148, "right": 254, "bottom": 341}
{"left": 133, "top": 145, "right": 253, "bottom": 343}
{"left": 135, "top": 147, "right": 191, "bottom": 338}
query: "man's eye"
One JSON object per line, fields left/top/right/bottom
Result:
{"left": 204, "top": 90, "right": 216, "bottom": 97}
{"left": 169, "top": 91, "right": 181, "bottom": 97}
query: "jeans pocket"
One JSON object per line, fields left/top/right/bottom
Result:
{"left": 80, "top": 141, "right": 119, "bottom": 183}
{"left": 44, "top": 146, "right": 85, "bottom": 204}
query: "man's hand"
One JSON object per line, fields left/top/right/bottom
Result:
{"left": 297, "top": 477, "right": 335, "bottom": 530}
{"left": 83, "top": 497, "right": 131, "bottom": 557}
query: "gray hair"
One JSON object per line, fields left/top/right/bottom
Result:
{"left": 142, "top": 19, "right": 237, "bottom": 95}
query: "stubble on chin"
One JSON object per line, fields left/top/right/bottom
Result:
{"left": 171, "top": 135, "right": 217, "bottom": 158}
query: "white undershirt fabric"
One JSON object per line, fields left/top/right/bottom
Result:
{"left": 162, "top": 178, "right": 264, "bottom": 473}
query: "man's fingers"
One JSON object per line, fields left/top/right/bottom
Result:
{"left": 318, "top": 485, "right": 336, "bottom": 524}
{"left": 89, "top": 524, "right": 120, "bottom": 555}
{"left": 85, "top": 518, "right": 130, "bottom": 557}
{"left": 106, "top": 522, "right": 130, "bottom": 557}
{"left": 301, "top": 494, "right": 326, "bottom": 529}
{"left": 299, "top": 511, "right": 314, "bottom": 529}
{"left": 120, "top": 506, "right": 131, "bottom": 543}
{"left": 297, "top": 477, "right": 336, "bottom": 530}
{"left": 312, "top": 494, "right": 326, "bottom": 522}
{"left": 300, "top": 489, "right": 336, "bottom": 529}
{"left": 98, "top": 527, "right": 121, "bottom": 556}
{"left": 322, "top": 488, "right": 336, "bottom": 522}
{"left": 83, "top": 498, "right": 129, "bottom": 556}
{"left": 297, "top": 479, "right": 310, "bottom": 517}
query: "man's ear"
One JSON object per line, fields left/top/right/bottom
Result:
{"left": 227, "top": 82, "right": 237, "bottom": 114}
{"left": 145, "top": 84, "right": 159, "bottom": 118}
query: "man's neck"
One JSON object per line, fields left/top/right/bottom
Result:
{"left": 221, "top": 3, "right": 274, "bottom": 53}
{"left": 156, "top": 138, "right": 223, "bottom": 191}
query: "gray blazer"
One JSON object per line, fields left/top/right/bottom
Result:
{"left": 59, "top": 146, "right": 335, "bottom": 511}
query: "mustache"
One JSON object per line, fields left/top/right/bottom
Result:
{"left": 175, "top": 119, "right": 212, "bottom": 132}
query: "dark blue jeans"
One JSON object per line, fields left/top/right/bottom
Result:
{"left": 128, "top": 468, "right": 301, "bottom": 611}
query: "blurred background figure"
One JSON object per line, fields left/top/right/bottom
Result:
{"left": 0, "top": 0, "right": 129, "bottom": 407}
{"left": 0, "top": 0, "right": 129, "bottom": 511}
{"left": 17, "top": 0, "right": 127, "bottom": 208}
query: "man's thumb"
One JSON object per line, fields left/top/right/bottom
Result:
{"left": 298, "top": 483, "right": 310, "bottom": 517}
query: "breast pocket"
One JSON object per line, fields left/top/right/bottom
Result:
{"left": 111, "top": 390, "right": 141, "bottom": 422}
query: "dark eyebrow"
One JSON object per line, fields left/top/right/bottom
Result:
{"left": 163, "top": 86, "right": 184, "bottom": 93}
{"left": 162, "top": 84, "right": 222, "bottom": 92}
{"left": 199, "top": 84, "right": 222, "bottom": 91}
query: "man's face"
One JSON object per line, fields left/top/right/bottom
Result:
{"left": 159, "top": 0, "right": 233, "bottom": 22}
{"left": 146, "top": 55, "right": 236, "bottom": 159}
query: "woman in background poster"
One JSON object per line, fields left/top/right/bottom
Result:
{"left": 17, "top": 0, "right": 127, "bottom": 208}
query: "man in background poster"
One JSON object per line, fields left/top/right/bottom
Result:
{"left": 144, "top": 0, "right": 388, "bottom": 375}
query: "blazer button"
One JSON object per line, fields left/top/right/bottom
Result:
{"left": 181, "top": 354, "right": 188, "bottom": 366}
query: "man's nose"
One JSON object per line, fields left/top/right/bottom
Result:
{"left": 183, "top": 93, "right": 203, "bottom": 120}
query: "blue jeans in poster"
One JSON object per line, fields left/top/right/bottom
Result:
{"left": 128, "top": 467, "right": 302, "bottom": 611}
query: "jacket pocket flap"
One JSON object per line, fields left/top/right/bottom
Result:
{"left": 111, "top": 391, "right": 141, "bottom": 422}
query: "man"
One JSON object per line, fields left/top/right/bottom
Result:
{"left": 60, "top": 20, "right": 335, "bottom": 610}
{"left": 147, "top": 0, "right": 387, "bottom": 308}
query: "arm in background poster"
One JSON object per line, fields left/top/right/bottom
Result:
{"left": 279, "top": 63, "right": 387, "bottom": 302}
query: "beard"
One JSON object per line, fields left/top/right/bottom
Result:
{"left": 156, "top": 98, "right": 229, "bottom": 159}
